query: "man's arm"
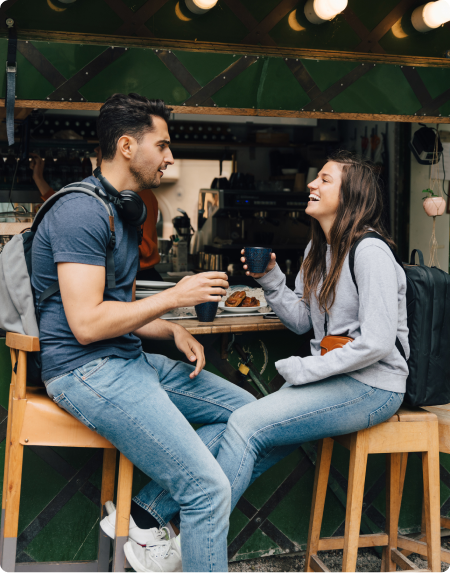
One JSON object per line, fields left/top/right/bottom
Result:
{"left": 58, "top": 262, "right": 228, "bottom": 346}
{"left": 30, "top": 153, "right": 54, "bottom": 200}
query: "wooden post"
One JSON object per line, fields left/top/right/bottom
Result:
{"left": 113, "top": 454, "right": 133, "bottom": 572}
{"left": 342, "top": 430, "right": 369, "bottom": 572}
{"left": 304, "top": 438, "right": 334, "bottom": 572}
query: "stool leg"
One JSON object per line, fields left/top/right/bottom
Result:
{"left": 97, "top": 448, "right": 117, "bottom": 572}
{"left": 342, "top": 430, "right": 368, "bottom": 573}
{"left": 113, "top": 453, "right": 133, "bottom": 573}
{"left": 422, "top": 423, "right": 441, "bottom": 573}
{"left": 2, "top": 399, "right": 27, "bottom": 573}
{"left": 383, "top": 453, "right": 402, "bottom": 572}
{"left": 0, "top": 382, "right": 15, "bottom": 565}
{"left": 305, "top": 438, "right": 334, "bottom": 573}
{"left": 382, "top": 453, "right": 408, "bottom": 571}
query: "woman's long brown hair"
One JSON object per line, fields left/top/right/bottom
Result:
{"left": 302, "top": 150, "right": 396, "bottom": 313}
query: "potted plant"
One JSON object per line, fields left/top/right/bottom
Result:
{"left": 422, "top": 189, "right": 446, "bottom": 217}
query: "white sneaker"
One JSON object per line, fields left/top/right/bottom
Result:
{"left": 100, "top": 502, "right": 169, "bottom": 546}
{"left": 124, "top": 538, "right": 182, "bottom": 572}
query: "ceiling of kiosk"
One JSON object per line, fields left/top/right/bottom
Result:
{"left": 0, "top": 0, "right": 449, "bottom": 59}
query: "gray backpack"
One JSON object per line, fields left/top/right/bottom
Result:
{"left": 0, "top": 182, "right": 117, "bottom": 382}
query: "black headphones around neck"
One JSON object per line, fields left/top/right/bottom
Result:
{"left": 94, "top": 167, "right": 147, "bottom": 227}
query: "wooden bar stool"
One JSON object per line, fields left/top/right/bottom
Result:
{"left": 305, "top": 407, "right": 441, "bottom": 572}
{"left": 0, "top": 333, "right": 134, "bottom": 572}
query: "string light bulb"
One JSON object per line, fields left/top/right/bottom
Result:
{"left": 184, "top": 0, "right": 218, "bottom": 14}
{"left": 411, "top": 0, "right": 450, "bottom": 32}
{"left": 304, "top": 0, "right": 348, "bottom": 24}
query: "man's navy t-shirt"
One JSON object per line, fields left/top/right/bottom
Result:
{"left": 32, "top": 176, "right": 142, "bottom": 381}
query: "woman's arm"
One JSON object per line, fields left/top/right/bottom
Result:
{"left": 275, "top": 244, "right": 402, "bottom": 386}
{"left": 256, "top": 264, "right": 312, "bottom": 336}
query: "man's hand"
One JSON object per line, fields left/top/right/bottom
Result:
{"left": 241, "top": 250, "right": 277, "bottom": 278}
{"left": 173, "top": 326, "right": 206, "bottom": 379}
{"left": 172, "top": 272, "right": 229, "bottom": 307}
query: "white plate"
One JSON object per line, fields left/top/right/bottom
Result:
{"left": 219, "top": 302, "right": 261, "bottom": 314}
{"left": 135, "top": 291, "right": 159, "bottom": 299}
{"left": 136, "top": 280, "right": 176, "bottom": 290}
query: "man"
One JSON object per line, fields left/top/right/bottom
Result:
{"left": 31, "top": 93, "right": 255, "bottom": 572}
{"left": 31, "top": 143, "right": 162, "bottom": 280}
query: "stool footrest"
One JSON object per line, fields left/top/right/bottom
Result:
{"left": 398, "top": 533, "right": 451, "bottom": 564}
{"left": 317, "top": 533, "right": 388, "bottom": 551}
{"left": 391, "top": 548, "right": 420, "bottom": 570}
{"left": 310, "top": 555, "right": 330, "bottom": 572}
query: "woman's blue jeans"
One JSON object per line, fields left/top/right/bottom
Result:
{"left": 44, "top": 352, "right": 256, "bottom": 573}
{"left": 134, "top": 374, "right": 404, "bottom": 533}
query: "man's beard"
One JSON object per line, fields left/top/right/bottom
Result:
{"left": 130, "top": 157, "right": 161, "bottom": 190}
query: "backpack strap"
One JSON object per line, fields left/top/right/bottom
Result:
{"left": 349, "top": 231, "right": 407, "bottom": 362}
{"left": 33, "top": 184, "right": 117, "bottom": 310}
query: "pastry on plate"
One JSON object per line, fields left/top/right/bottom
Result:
{"left": 225, "top": 291, "right": 246, "bottom": 307}
{"left": 241, "top": 296, "right": 260, "bottom": 307}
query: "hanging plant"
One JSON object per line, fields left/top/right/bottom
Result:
{"left": 422, "top": 188, "right": 446, "bottom": 217}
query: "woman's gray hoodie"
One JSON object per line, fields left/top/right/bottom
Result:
{"left": 256, "top": 238, "right": 409, "bottom": 393}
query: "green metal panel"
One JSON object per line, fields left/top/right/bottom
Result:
{"left": 3, "top": 37, "right": 447, "bottom": 117}
{"left": 33, "top": 41, "right": 107, "bottom": 81}
{"left": 329, "top": 64, "right": 422, "bottom": 115}
{"left": 15, "top": 51, "right": 56, "bottom": 101}
{"left": 80, "top": 47, "right": 190, "bottom": 105}
{"left": 174, "top": 50, "right": 237, "bottom": 88}
{"left": 302, "top": 59, "right": 360, "bottom": 92}
{"left": 212, "top": 57, "right": 265, "bottom": 109}
{"left": 254, "top": 57, "right": 311, "bottom": 111}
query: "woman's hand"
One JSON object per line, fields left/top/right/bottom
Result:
{"left": 173, "top": 326, "right": 206, "bottom": 379}
{"left": 29, "top": 153, "right": 45, "bottom": 182}
{"left": 240, "top": 250, "right": 277, "bottom": 278}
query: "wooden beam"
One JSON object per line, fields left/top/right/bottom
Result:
{"left": 317, "top": 533, "right": 388, "bottom": 550}
{"left": 310, "top": 555, "right": 330, "bottom": 572}
{"left": 3, "top": 100, "right": 450, "bottom": 123}
{"left": 391, "top": 548, "right": 418, "bottom": 570}
{"left": 3, "top": 29, "right": 449, "bottom": 68}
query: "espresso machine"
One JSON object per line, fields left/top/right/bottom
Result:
{"left": 197, "top": 188, "right": 311, "bottom": 281}
{"left": 172, "top": 208, "right": 194, "bottom": 248}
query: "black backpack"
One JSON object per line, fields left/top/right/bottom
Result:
{"left": 350, "top": 232, "right": 450, "bottom": 407}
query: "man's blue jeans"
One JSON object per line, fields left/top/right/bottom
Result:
{"left": 44, "top": 352, "right": 256, "bottom": 572}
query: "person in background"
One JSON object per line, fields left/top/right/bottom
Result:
{"left": 30, "top": 146, "right": 162, "bottom": 280}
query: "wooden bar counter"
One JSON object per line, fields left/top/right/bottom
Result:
{"left": 165, "top": 314, "right": 286, "bottom": 335}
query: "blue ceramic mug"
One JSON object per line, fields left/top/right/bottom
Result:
{"left": 244, "top": 247, "right": 272, "bottom": 274}
{"left": 195, "top": 301, "right": 219, "bottom": 322}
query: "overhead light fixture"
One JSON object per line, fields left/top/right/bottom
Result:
{"left": 184, "top": 0, "right": 218, "bottom": 14}
{"left": 304, "top": 0, "right": 348, "bottom": 24}
{"left": 411, "top": 0, "right": 450, "bottom": 32}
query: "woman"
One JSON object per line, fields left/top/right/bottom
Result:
{"left": 213, "top": 150, "right": 409, "bottom": 512}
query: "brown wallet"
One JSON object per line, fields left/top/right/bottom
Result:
{"left": 320, "top": 335, "right": 354, "bottom": 356}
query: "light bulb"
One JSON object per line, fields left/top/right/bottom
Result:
{"left": 304, "top": 0, "right": 348, "bottom": 24}
{"left": 411, "top": 0, "right": 450, "bottom": 32}
{"left": 184, "top": 0, "right": 218, "bottom": 14}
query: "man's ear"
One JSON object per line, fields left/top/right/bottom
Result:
{"left": 117, "top": 135, "right": 133, "bottom": 160}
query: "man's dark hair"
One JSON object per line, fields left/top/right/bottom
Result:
{"left": 97, "top": 93, "right": 172, "bottom": 160}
